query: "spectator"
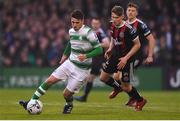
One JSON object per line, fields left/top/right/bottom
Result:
{"left": 0, "top": 0, "right": 179, "bottom": 67}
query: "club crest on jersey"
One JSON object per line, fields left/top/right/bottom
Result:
{"left": 119, "top": 32, "right": 124, "bottom": 38}
{"left": 142, "top": 24, "right": 147, "bottom": 29}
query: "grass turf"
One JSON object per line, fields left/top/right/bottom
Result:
{"left": 0, "top": 88, "right": 180, "bottom": 120}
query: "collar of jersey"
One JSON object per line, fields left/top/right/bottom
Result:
{"left": 73, "top": 25, "right": 85, "bottom": 32}
{"left": 115, "top": 21, "right": 126, "bottom": 28}
{"left": 127, "top": 18, "right": 137, "bottom": 24}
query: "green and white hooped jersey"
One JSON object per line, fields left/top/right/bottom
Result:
{"left": 69, "top": 25, "right": 100, "bottom": 69}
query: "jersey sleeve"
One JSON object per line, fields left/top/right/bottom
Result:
{"left": 129, "top": 27, "right": 139, "bottom": 42}
{"left": 100, "top": 30, "right": 107, "bottom": 39}
{"left": 140, "top": 22, "right": 151, "bottom": 37}
{"left": 87, "top": 30, "right": 101, "bottom": 48}
{"left": 63, "top": 41, "right": 71, "bottom": 56}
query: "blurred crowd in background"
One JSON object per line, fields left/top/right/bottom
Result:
{"left": 0, "top": 0, "right": 179, "bottom": 67}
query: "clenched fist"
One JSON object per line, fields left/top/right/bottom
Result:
{"left": 78, "top": 54, "right": 87, "bottom": 62}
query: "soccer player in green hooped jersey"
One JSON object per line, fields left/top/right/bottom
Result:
{"left": 19, "top": 9, "right": 103, "bottom": 114}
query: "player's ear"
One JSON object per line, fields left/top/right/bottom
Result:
{"left": 121, "top": 14, "right": 125, "bottom": 19}
{"left": 81, "top": 19, "right": 84, "bottom": 24}
{"left": 136, "top": 11, "right": 138, "bottom": 16}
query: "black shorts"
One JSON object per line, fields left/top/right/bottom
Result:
{"left": 102, "top": 54, "right": 134, "bottom": 83}
{"left": 102, "top": 53, "right": 119, "bottom": 74}
{"left": 90, "top": 56, "right": 104, "bottom": 75}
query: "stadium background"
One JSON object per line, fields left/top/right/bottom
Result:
{"left": 0, "top": 0, "right": 180, "bottom": 120}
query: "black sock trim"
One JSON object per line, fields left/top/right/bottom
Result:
{"left": 104, "top": 77, "right": 120, "bottom": 89}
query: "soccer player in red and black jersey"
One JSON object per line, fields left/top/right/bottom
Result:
{"left": 126, "top": 2, "right": 155, "bottom": 66}
{"left": 100, "top": 5, "right": 145, "bottom": 111}
{"left": 111, "top": 2, "right": 155, "bottom": 110}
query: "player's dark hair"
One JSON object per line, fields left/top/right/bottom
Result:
{"left": 92, "top": 16, "right": 101, "bottom": 21}
{"left": 71, "top": 9, "right": 84, "bottom": 20}
{"left": 127, "top": 2, "right": 139, "bottom": 11}
{"left": 111, "top": 5, "right": 124, "bottom": 16}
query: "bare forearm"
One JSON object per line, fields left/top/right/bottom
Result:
{"left": 146, "top": 34, "right": 155, "bottom": 57}
{"left": 125, "top": 39, "right": 141, "bottom": 61}
{"left": 108, "top": 37, "right": 114, "bottom": 50}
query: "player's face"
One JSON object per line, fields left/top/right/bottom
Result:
{"left": 91, "top": 19, "right": 101, "bottom": 31}
{"left": 126, "top": 7, "right": 138, "bottom": 20}
{"left": 71, "top": 17, "right": 84, "bottom": 31}
{"left": 111, "top": 12, "right": 123, "bottom": 26}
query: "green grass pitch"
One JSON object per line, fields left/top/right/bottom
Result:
{"left": 0, "top": 88, "right": 180, "bottom": 120}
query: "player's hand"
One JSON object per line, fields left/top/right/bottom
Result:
{"left": 144, "top": 56, "right": 153, "bottom": 65}
{"left": 117, "top": 57, "right": 128, "bottom": 70}
{"left": 104, "top": 49, "right": 112, "bottom": 60}
{"left": 59, "top": 55, "right": 68, "bottom": 64}
{"left": 78, "top": 54, "right": 87, "bottom": 62}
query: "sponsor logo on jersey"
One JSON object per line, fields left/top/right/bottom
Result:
{"left": 113, "top": 39, "right": 123, "bottom": 45}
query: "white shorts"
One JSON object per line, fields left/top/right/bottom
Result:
{"left": 52, "top": 59, "right": 90, "bottom": 93}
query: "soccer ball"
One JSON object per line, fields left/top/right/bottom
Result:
{"left": 27, "top": 99, "right": 43, "bottom": 115}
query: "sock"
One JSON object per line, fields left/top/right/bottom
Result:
{"left": 115, "top": 79, "right": 121, "bottom": 85}
{"left": 127, "top": 86, "right": 143, "bottom": 101}
{"left": 126, "top": 86, "right": 132, "bottom": 98}
{"left": 64, "top": 96, "right": 73, "bottom": 105}
{"left": 83, "top": 82, "right": 93, "bottom": 99}
{"left": 31, "top": 81, "right": 51, "bottom": 100}
{"left": 104, "top": 77, "right": 120, "bottom": 89}
{"left": 127, "top": 91, "right": 132, "bottom": 98}
{"left": 114, "top": 79, "right": 122, "bottom": 90}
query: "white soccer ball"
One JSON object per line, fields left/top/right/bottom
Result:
{"left": 27, "top": 99, "right": 43, "bottom": 115}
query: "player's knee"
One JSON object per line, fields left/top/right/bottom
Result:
{"left": 100, "top": 75, "right": 105, "bottom": 82}
{"left": 100, "top": 76, "right": 108, "bottom": 82}
{"left": 113, "top": 73, "right": 119, "bottom": 81}
{"left": 63, "top": 88, "right": 73, "bottom": 98}
{"left": 46, "top": 75, "right": 59, "bottom": 85}
{"left": 100, "top": 72, "right": 109, "bottom": 82}
{"left": 63, "top": 91, "right": 73, "bottom": 103}
{"left": 86, "top": 75, "right": 96, "bottom": 82}
{"left": 63, "top": 92, "right": 69, "bottom": 99}
{"left": 45, "top": 79, "right": 54, "bottom": 85}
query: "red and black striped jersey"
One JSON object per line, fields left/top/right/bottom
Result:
{"left": 127, "top": 18, "right": 151, "bottom": 58}
{"left": 110, "top": 21, "right": 138, "bottom": 57}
